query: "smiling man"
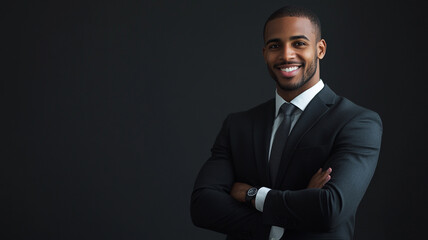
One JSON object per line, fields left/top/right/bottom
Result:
{"left": 263, "top": 16, "right": 325, "bottom": 102}
{"left": 191, "top": 5, "right": 382, "bottom": 240}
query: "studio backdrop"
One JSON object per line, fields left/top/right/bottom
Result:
{"left": 3, "top": 0, "right": 427, "bottom": 239}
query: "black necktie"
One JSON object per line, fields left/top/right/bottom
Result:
{"left": 269, "top": 102, "right": 297, "bottom": 185}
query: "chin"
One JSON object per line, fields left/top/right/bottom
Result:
{"left": 276, "top": 77, "right": 305, "bottom": 91}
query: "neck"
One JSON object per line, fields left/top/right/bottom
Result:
{"left": 277, "top": 77, "right": 320, "bottom": 102}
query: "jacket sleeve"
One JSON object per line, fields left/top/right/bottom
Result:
{"left": 262, "top": 110, "right": 383, "bottom": 231}
{"left": 190, "top": 114, "right": 267, "bottom": 239}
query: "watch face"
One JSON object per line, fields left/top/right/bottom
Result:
{"left": 247, "top": 187, "right": 257, "bottom": 197}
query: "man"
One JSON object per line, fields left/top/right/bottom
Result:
{"left": 191, "top": 5, "right": 382, "bottom": 240}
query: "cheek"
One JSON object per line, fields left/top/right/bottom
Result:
{"left": 272, "top": 52, "right": 283, "bottom": 61}
{"left": 302, "top": 51, "right": 316, "bottom": 64}
{"left": 266, "top": 55, "right": 276, "bottom": 65}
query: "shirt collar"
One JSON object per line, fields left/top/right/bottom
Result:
{"left": 275, "top": 80, "right": 325, "bottom": 117}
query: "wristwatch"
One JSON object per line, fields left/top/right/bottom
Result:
{"left": 245, "top": 187, "right": 258, "bottom": 206}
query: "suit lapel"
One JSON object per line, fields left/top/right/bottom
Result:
{"left": 274, "top": 85, "right": 336, "bottom": 188}
{"left": 253, "top": 99, "right": 275, "bottom": 188}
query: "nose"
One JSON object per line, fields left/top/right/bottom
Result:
{"left": 280, "top": 44, "right": 295, "bottom": 61}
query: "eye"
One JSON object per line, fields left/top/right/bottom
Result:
{"left": 293, "top": 41, "right": 307, "bottom": 47}
{"left": 268, "top": 43, "right": 280, "bottom": 49}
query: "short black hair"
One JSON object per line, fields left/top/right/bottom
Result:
{"left": 263, "top": 5, "right": 322, "bottom": 41}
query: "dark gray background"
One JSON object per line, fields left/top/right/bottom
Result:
{"left": 3, "top": 0, "right": 427, "bottom": 239}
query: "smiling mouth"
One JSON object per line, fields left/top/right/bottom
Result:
{"left": 280, "top": 66, "right": 300, "bottom": 72}
{"left": 275, "top": 64, "right": 302, "bottom": 78}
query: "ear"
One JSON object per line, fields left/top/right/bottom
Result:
{"left": 317, "top": 39, "right": 327, "bottom": 59}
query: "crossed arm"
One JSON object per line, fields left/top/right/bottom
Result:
{"left": 230, "top": 167, "right": 333, "bottom": 206}
{"left": 191, "top": 110, "right": 382, "bottom": 236}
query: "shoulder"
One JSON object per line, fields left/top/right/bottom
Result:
{"left": 327, "top": 95, "right": 383, "bottom": 135}
{"left": 336, "top": 96, "right": 381, "bottom": 121}
{"left": 320, "top": 85, "right": 382, "bottom": 124}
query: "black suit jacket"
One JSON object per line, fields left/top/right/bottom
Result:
{"left": 191, "top": 85, "right": 383, "bottom": 240}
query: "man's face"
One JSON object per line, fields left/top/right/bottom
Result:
{"left": 263, "top": 17, "right": 326, "bottom": 94}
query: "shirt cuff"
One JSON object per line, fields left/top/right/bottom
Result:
{"left": 255, "top": 187, "right": 271, "bottom": 212}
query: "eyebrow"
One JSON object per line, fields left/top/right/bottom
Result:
{"left": 265, "top": 38, "right": 280, "bottom": 46}
{"left": 265, "top": 35, "right": 310, "bottom": 46}
{"left": 290, "top": 35, "right": 309, "bottom": 41}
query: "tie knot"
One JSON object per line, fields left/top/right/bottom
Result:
{"left": 280, "top": 102, "right": 297, "bottom": 116}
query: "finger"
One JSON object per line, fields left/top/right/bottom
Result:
{"left": 320, "top": 170, "right": 328, "bottom": 178}
{"left": 322, "top": 174, "right": 331, "bottom": 186}
{"left": 321, "top": 167, "right": 332, "bottom": 176}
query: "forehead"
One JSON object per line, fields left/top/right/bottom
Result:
{"left": 264, "top": 16, "right": 316, "bottom": 42}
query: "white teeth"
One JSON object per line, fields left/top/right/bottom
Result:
{"left": 281, "top": 66, "right": 299, "bottom": 72}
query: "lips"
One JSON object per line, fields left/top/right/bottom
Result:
{"left": 275, "top": 64, "right": 302, "bottom": 78}
{"left": 281, "top": 66, "right": 299, "bottom": 72}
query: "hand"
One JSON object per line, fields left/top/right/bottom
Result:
{"left": 230, "top": 182, "right": 252, "bottom": 203}
{"left": 307, "top": 167, "right": 332, "bottom": 189}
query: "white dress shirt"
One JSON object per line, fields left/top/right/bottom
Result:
{"left": 255, "top": 80, "right": 325, "bottom": 240}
